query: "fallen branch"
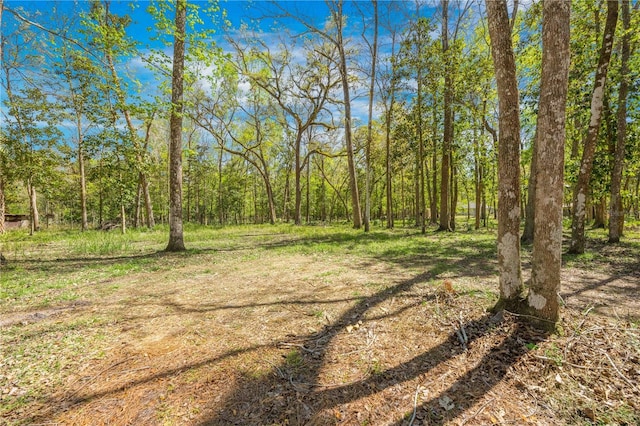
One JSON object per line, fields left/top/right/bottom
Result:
{"left": 460, "top": 398, "right": 494, "bottom": 426}
{"left": 600, "top": 350, "right": 639, "bottom": 391}
{"left": 408, "top": 385, "right": 421, "bottom": 426}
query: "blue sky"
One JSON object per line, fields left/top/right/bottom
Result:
{"left": 1, "top": 0, "right": 443, "bottom": 125}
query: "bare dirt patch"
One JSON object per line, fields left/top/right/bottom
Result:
{"left": 1, "top": 230, "right": 638, "bottom": 425}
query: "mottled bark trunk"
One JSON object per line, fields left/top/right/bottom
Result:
{"left": 521, "top": 129, "right": 538, "bottom": 244}
{"left": 438, "top": 0, "right": 451, "bottom": 231}
{"left": 166, "top": 0, "right": 186, "bottom": 252}
{"left": 486, "top": 0, "right": 523, "bottom": 305}
{"left": 569, "top": 0, "right": 618, "bottom": 254}
{"left": 527, "top": 0, "right": 570, "bottom": 328}
{"left": 609, "top": 0, "right": 631, "bottom": 243}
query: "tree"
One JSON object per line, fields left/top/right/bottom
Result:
{"left": 439, "top": 0, "right": 452, "bottom": 231}
{"left": 166, "top": 0, "right": 187, "bottom": 251}
{"left": 527, "top": 0, "right": 571, "bottom": 326}
{"left": 609, "top": 0, "right": 631, "bottom": 243}
{"left": 330, "top": 0, "right": 362, "bottom": 229}
{"left": 362, "top": 0, "right": 378, "bottom": 233}
{"left": 488, "top": 0, "right": 570, "bottom": 327}
{"left": 486, "top": 0, "right": 523, "bottom": 309}
{"left": 569, "top": 0, "right": 618, "bottom": 254}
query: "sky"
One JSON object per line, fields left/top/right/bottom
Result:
{"left": 1, "top": 0, "right": 444, "bottom": 124}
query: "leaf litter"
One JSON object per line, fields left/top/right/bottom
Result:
{"left": 0, "top": 230, "right": 638, "bottom": 425}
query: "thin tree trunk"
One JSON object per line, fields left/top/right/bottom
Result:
{"left": 120, "top": 201, "right": 126, "bottom": 234}
{"left": 450, "top": 160, "right": 457, "bottom": 231}
{"left": 431, "top": 104, "right": 438, "bottom": 224}
{"left": 569, "top": 0, "right": 618, "bottom": 254}
{"left": 527, "top": 0, "right": 571, "bottom": 328}
{"left": 335, "top": 0, "right": 362, "bottom": 229}
{"left": 294, "top": 133, "right": 302, "bottom": 225}
{"left": 364, "top": 0, "right": 378, "bottom": 233}
{"left": 76, "top": 115, "right": 89, "bottom": 231}
{"left": 134, "top": 178, "right": 142, "bottom": 228}
{"left": 385, "top": 91, "right": 394, "bottom": 229}
{"left": 609, "top": 0, "right": 631, "bottom": 243}
{"left": 166, "top": 0, "right": 186, "bottom": 252}
{"left": 486, "top": 0, "right": 523, "bottom": 307}
{"left": 521, "top": 129, "right": 538, "bottom": 244}
{"left": 438, "top": 0, "right": 452, "bottom": 231}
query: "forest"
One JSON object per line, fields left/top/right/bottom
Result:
{"left": 1, "top": 0, "right": 638, "bottom": 238}
{"left": 1, "top": 0, "right": 639, "bottom": 424}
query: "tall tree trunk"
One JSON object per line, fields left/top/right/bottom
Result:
{"left": 569, "top": 0, "right": 618, "bottom": 254}
{"left": 102, "top": 2, "right": 154, "bottom": 234}
{"left": 294, "top": 133, "right": 302, "bottom": 225}
{"left": 166, "top": 0, "right": 186, "bottom": 252}
{"left": 417, "top": 79, "right": 426, "bottom": 234}
{"left": 385, "top": 89, "right": 394, "bottom": 229}
{"left": 335, "top": 0, "right": 362, "bottom": 229}
{"left": 486, "top": 0, "right": 523, "bottom": 307}
{"left": 438, "top": 0, "right": 452, "bottom": 231}
{"left": 364, "top": 0, "right": 378, "bottom": 233}
{"left": 521, "top": 128, "right": 538, "bottom": 244}
{"left": 431, "top": 104, "right": 438, "bottom": 224}
{"left": 609, "top": 0, "right": 631, "bottom": 243}
{"left": 77, "top": 117, "right": 89, "bottom": 232}
{"left": 527, "top": 0, "right": 571, "bottom": 328}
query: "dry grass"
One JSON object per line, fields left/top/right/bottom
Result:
{"left": 0, "top": 225, "right": 638, "bottom": 425}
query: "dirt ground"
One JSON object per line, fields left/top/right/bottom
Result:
{"left": 1, "top": 230, "right": 638, "bottom": 425}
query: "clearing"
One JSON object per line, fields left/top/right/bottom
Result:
{"left": 1, "top": 224, "right": 639, "bottom": 425}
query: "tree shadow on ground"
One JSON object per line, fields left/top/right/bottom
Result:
{"left": 194, "top": 269, "right": 547, "bottom": 425}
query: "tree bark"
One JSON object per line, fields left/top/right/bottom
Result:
{"left": 486, "top": 0, "right": 523, "bottom": 306}
{"left": 527, "top": 0, "right": 571, "bottom": 328}
{"left": 385, "top": 88, "right": 394, "bottom": 229}
{"left": 569, "top": 0, "right": 618, "bottom": 254}
{"left": 431, "top": 103, "right": 438, "bottom": 224}
{"left": 609, "top": 0, "right": 631, "bottom": 243}
{"left": 334, "top": 0, "right": 362, "bottom": 229}
{"left": 521, "top": 129, "right": 538, "bottom": 244}
{"left": 438, "top": 0, "right": 452, "bottom": 231}
{"left": 364, "top": 0, "right": 378, "bottom": 233}
{"left": 166, "top": 0, "right": 186, "bottom": 252}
